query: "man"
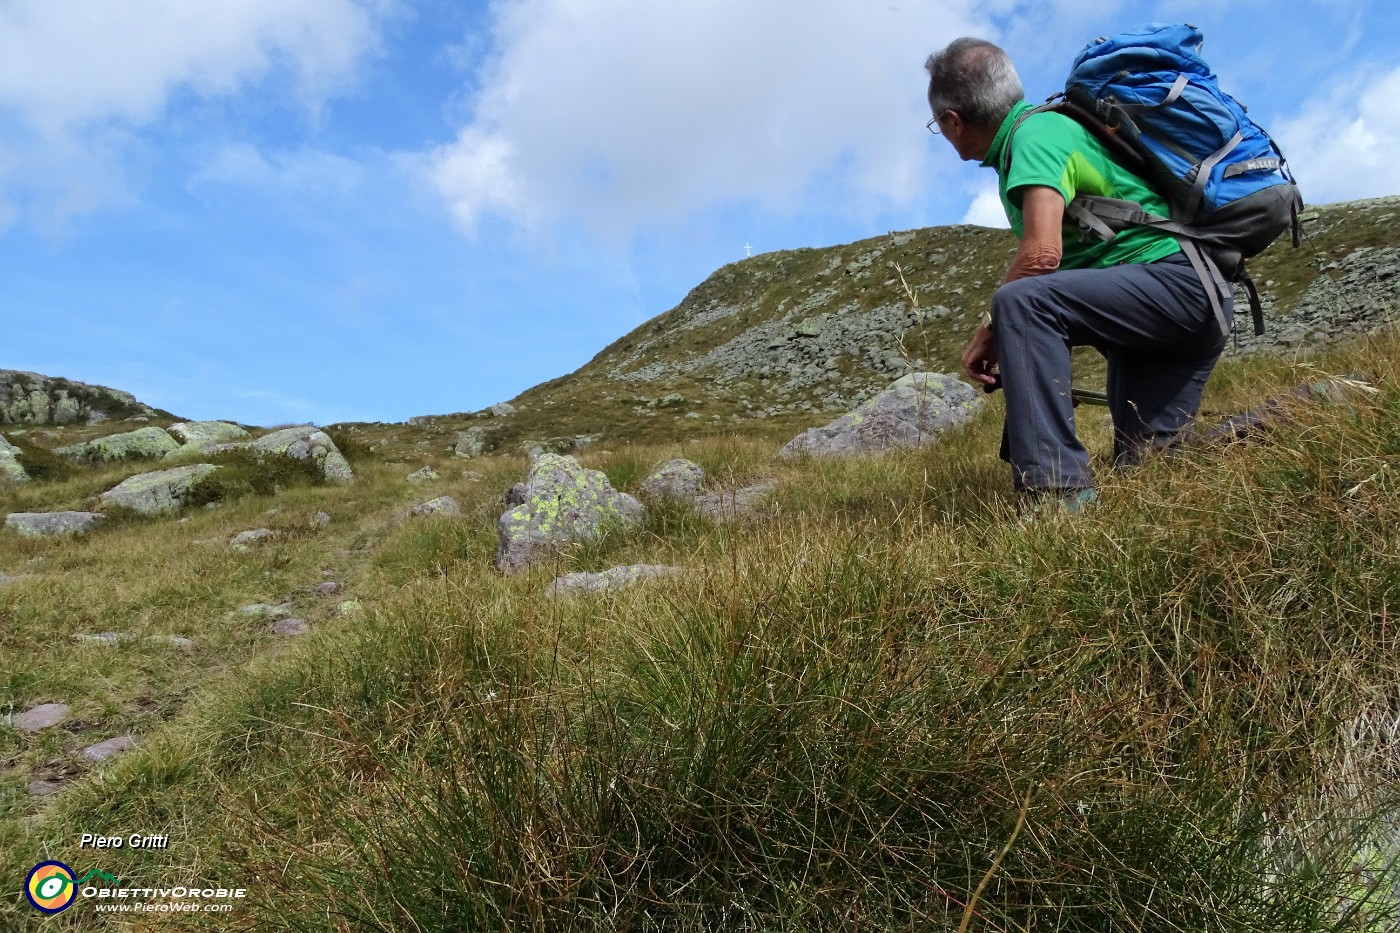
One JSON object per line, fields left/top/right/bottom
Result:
{"left": 924, "top": 37, "right": 1232, "bottom": 510}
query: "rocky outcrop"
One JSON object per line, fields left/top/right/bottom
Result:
{"left": 1230, "top": 243, "right": 1400, "bottom": 356}
{"left": 0, "top": 370, "right": 161, "bottom": 425}
{"left": 6, "top": 511, "right": 105, "bottom": 536}
{"left": 99, "top": 464, "right": 222, "bottom": 515}
{"left": 779, "top": 373, "right": 983, "bottom": 458}
{"left": 167, "top": 421, "right": 249, "bottom": 454}
{"left": 207, "top": 426, "right": 354, "bottom": 483}
{"left": 55, "top": 426, "right": 180, "bottom": 463}
{"left": 245, "top": 427, "right": 354, "bottom": 483}
{"left": 495, "top": 453, "right": 645, "bottom": 573}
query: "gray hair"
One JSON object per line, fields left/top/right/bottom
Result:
{"left": 924, "top": 38, "right": 1024, "bottom": 130}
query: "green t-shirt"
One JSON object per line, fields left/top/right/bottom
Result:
{"left": 981, "top": 100, "right": 1180, "bottom": 269}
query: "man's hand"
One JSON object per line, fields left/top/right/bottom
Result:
{"left": 961, "top": 323, "right": 998, "bottom": 387}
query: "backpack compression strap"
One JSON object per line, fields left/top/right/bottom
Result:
{"left": 1066, "top": 195, "right": 1251, "bottom": 337}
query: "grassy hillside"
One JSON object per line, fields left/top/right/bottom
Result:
{"left": 5, "top": 321, "right": 1400, "bottom": 928}
{"left": 377, "top": 196, "right": 1400, "bottom": 457}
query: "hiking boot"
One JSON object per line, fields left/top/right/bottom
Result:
{"left": 1019, "top": 487, "right": 1100, "bottom": 520}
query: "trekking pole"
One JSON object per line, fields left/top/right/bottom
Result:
{"left": 981, "top": 375, "right": 1109, "bottom": 406}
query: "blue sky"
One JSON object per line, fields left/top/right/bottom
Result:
{"left": 1, "top": 0, "right": 1396, "bottom": 427}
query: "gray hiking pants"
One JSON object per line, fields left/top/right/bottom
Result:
{"left": 991, "top": 252, "right": 1232, "bottom": 491}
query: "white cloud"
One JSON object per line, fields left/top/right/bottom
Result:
{"left": 0, "top": 0, "right": 388, "bottom": 231}
{"left": 426, "top": 0, "right": 995, "bottom": 237}
{"left": 191, "top": 144, "right": 367, "bottom": 197}
{"left": 961, "top": 183, "right": 1009, "bottom": 228}
{"left": 0, "top": 0, "right": 383, "bottom": 134}
{"left": 1274, "top": 64, "right": 1400, "bottom": 205}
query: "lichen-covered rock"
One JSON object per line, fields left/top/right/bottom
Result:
{"left": 55, "top": 426, "right": 179, "bottom": 463}
{"left": 407, "top": 466, "right": 439, "bottom": 482}
{"left": 167, "top": 421, "right": 249, "bottom": 454}
{"left": 495, "top": 453, "right": 645, "bottom": 573}
{"left": 247, "top": 426, "right": 354, "bottom": 483}
{"left": 639, "top": 458, "right": 706, "bottom": 502}
{"left": 6, "top": 511, "right": 105, "bottom": 536}
{"left": 0, "top": 370, "right": 158, "bottom": 425}
{"left": 454, "top": 427, "right": 488, "bottom": 458}
{"left": 408, "top": 496, "right": 461, "bottom": 517}
{"left": 488, "top": 402, "right": 516, "bottom": 417}
{"left": 779, "top": 373, "right": 983, "bottom": 458}
{"left": 99, "top": 464, "right": 221, "bottom": 515}
{"left": 229, "top": 528, "right": 273, "bottom": 550}
{"left": 547, "top": 564, "right": 683, "bottom": 597}
{"left": 0, "top": 436, "right": 28, "bottom": 483}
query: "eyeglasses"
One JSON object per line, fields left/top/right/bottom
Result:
{"left": 926, "top": 110, "right": 948, "bottom": 136}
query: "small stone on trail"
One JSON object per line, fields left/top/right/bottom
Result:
{"left": 230, "top": 528, "right": 273, "bottom": 550}
{"left": 27, "top": 780, "right": 65, "bottom": 796}
{"left": 240, "top": 603, "right": 293, "bottom": 619}
{"left": 272, "top": 618, "right": 310, "bottom": 637}
{"left": 548, "top": 564, "right": 684, "bottom": 597}
{"left": 76, "top": 632, "right": 131, "bottom": 646}
{"left": 13, "top": 703, "right": 70, "bottom": 732}
{"left": 82, "top": 736, "right": 138, "bottom": 762}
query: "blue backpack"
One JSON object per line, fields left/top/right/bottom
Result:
{"left": 1009, "top": 23, "right": 1303, "bottom": 336}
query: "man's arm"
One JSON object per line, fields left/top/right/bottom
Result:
{"left": 961, "top": 185, "right": 1066, "bottom": 386}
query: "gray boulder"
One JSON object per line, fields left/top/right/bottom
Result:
{"left": 495, "top": 453, "right": 645, "bottom": 573}
{"left": 695, "top": 479, "right": 781, "bottom": 521}
{"left": 779, "top": 373, "right": 983, "bottom": 458}
{"left": 548, "top": 564, "right": 683, "bottom": 597}
{"left": 408, "top": 496, "right": 461, "bottom": 517}
{"left": 639, "top": 458, "right": 706, "bottom": 502}
{"left": 488, "top": 402, "right": 517, "bottom": 417}
{"left": 167, "top": 421, "right": 249, "bottom": 454}
{"left": 454, "top": 427, "right": 488, "bottom": 458}
{"left": 99, "top": 464, "right": 221, "bottom": 515}
{"left": 55, "top": 426, "right": 180, "bottom": 463}
{"left": 407, "top": 466, "right": 439, "bottom": 482}
{"left": 6, "top": 511, "right": 105, "bottom": 536}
